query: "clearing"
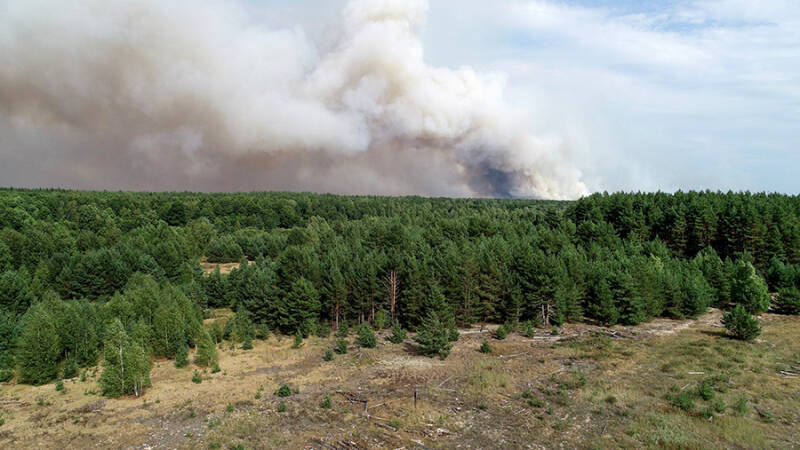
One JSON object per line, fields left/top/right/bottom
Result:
{"left": 1, "top": 310, "right": 799, "bottom": 449}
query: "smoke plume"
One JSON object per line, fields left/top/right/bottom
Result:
{"left": 0, "top": 0, "right": 587, "bottom": 199}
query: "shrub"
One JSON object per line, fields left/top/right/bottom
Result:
{"left": 734, "top": 395, "right": 748, "bottom": 415}
{"left": 316, "top": 322, "right": 331, "bottom": 338}
{"left": 191, "top": 370, "right": 202, "bottom": 384}
{"left": 667, "top": 390, "right": 695, "bottom": 412}
{"left": 55, "top": 379, "right": 65, "bottom": 392}
{"left": 697, "top": 379, "right": 715, "bottom": 401}
{"left": 226, "top": 402, "right": 234, "bottom": 412}
{"left": 723, "top": 305, "right": 761, "bottom": 341}
{"left": 255, "top": 324, "right": 270, "bottom": 340}
{"left": 277, "top": 402, "right": 286, "bottom": 412}
{"left": 479, "top": 339, "right": 492, "bottom": 354}
{"left": 335, "top": 320, "right": 349, "bottom": 338}
{"left": 62, "top": 358, "right": 78, "bottom": 380}
{"left": 551, "top": 326, "right": 560, "bottom": 336}
{"left": 522, "top": 320, "right": 536, "bottom": 338}
{"left": 0, "top": 412, "right": 4, "bottom": 426}
{"left": 241, "top": 334, "right": 254, "bottom": 350}
{"left": 275, "top": 384, "right": 292, "bottom": 397}
{"left": 320, "top": 393, "right": 332, "bottom": 409}
{"left": 712, "top": 398, "right": 727, "bottom": 413}
{"left": 174, "top": 343, "right": 189, "bottom": 368}
{"left": 357, "top": 324, "right": 377, "bottom": 348}
{"left": 292, "top": 331, "right": 304, "bottom": 349}
{"left": 495, "top": 326, "right": 507, "bottom": 340}
{"left": 374, "top": 309, "right": 389, "bottom": 330}
{"left": 323, "top": 348, "right": 334, "bottom": 362}
{"left": 774, "top": 287, "right": 800, "bottom": 315}
{"left": 335, "top": 338, "right": 348, "bottom": 355}
{"left": 389, "top": 321, "right": 407, "bottom": 344}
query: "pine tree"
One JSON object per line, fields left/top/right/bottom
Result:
{"left": 194, "top": 330, "right": 218, "bottom": 367}
{"left": 389, "top": 320, "right": 407, "bottom": 344}
{"left": 16, "top": 302, "right": 61, "bottom": 385}
{"left": 174, "top": 343, "right": 189, "bottom": 368}
{"left": 774, "top": 287, "right": 800, "bottom": 315}
{"left": 415, "top": 310, "right": 453, "bottom": 360}
{"left": 723, "top": 305, "right": 761, "bottom": 341}
{"left": 730, "top": 260, "right": 770, "bottom": 313}
{"left": 99, "top": 319, "right": 151, "bottom": 397}
{"left": 357, "top": 324, "right": 377, "bottom": 348}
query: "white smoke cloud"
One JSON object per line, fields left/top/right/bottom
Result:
{"left": 0, "top": 0, "right": 587, "bottom": 199}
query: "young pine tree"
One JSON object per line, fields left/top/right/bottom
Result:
{"left": 389, "top": 320, "right": 407, "bottom": 344}
{"left": 194, "top": 330, "right": 218, "bottom": 367}
{"left": 415, "top": 310, "right": 453, "bottom": 360}
{"left": 99, "top": 320, "right": 151, "bottom": 397}
{"left": 357, "top": 324, "right": 377, "bottom": 348}
{"left": 730, "top": 260, "right": 771, "bottom": 314}
{"left": 723, "top": 305, "right": 761, "bottom": 341}
{"left": 174, "top": 343, "right": 189, "bottom": 368}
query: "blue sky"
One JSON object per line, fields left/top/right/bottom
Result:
{"left": 258, "top": 0, "right": 800, "bottom": 194}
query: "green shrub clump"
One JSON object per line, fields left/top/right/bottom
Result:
{"left": 723, "top": 305, "right": 761, "bottom": 341}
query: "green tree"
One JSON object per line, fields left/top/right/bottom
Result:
{"left": 388, "top": 320, "right": 407, "bottom": 344}
{"left": 730, "top": 260, "right": 770, "bottom": 313}
{"left": 415, "top": 310, "right": 453, "bottom": 360}
{"left": 194, "top": 330, "right": 218, "bottom": 367}
{"left": 357, "top": 324, "right": 377, "bottom": 348}
{"left": 722, "top": 305, "right": 761, "bottom": 341}
{"left": 99, "top": 319, "right": 151, "bottom": 397}
{"left": 774, "top": 287, "right": 800, "bottom": 315}
{"left": 174, "top": 343, "right": 189, "bottom": 368}
{"left": 15, "top": 301, "right": 61, "bottom": 384}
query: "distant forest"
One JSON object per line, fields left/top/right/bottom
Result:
{"left": 2, "top": 189, "right": 800, "bottom": 392}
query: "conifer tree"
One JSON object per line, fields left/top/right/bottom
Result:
{"left": 389, "top": 320, "right": 407, "bottom": 344}
{"left": 415, "top": 310, "right": 453, "bottom": 359}
{"left": 730, "top": 260, "right": 770, "bottom": 313}
{"left": 357, "top": 324, "right": 377, "bottom": 348}
{"left": 194, "top": 329, "right": 218, "bottom": 367}
{"left": 16, "top": 302, "right": 61, "bottom": 385}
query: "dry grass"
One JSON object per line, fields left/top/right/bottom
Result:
{"left": 1, "top": 310, "right": 798, "bottom": 449}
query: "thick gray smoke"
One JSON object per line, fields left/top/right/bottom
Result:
{"left": 0, "top": 0, "right": 587, "bottom": 199}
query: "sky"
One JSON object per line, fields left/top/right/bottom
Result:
{"left": 263, "top": 0, "right": 800, "bottom": 194}
{"left": 0, "top": 0, "right": 798, "bottom": 197}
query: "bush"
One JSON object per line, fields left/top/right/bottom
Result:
{"left": 55, "top": 379, "right": 65, "bottom": 392}
{"left": 292, "top": 331, "right": 304, "bottom": 349}
{"left": 389, "top": 321, "right": 407, "bottom": 344}
{"left": 316, "top": 322, "right": 331, "bottom": 338}
{"left": 335, "top": 338, "right": 348, "bottom": 355}
{"left": 323, "top": 348, "right": 334, "bottom": 362}
{"left": 774, "top": 287, "right": 800, "bottom": 315}
{"left": 191, "top": 370, "right": 202, "bottom": 384}
{"left": 522, "top": 320, "right": 536, "bottom": 338}
{"left": 668, "top": 390, "right": 695, "bottom": 412}
{"left": 374, "top": 309, "right": 389, "bottom": 330}
{"left": 495, "top": 326, "right": 507, "bottom": 340}
{"left": 62, "top": 358, "right": 78, "bottom": 380}
{"left": 357, "top": 324, "right": 377, "bottom": 348}
{"left": 734, "top": 395, "right": 748, "bottom": 415}
{"left": 723, "top": 305, "right": 761, "bottom": 341}
{"left": 241, "top": 334, "right": 254, "bottom": 350}
{"left": 275, "top": 384, "right": 292, "bottom": 397}
{"left": 320, "top": 393, "right": 332, "bottom": 409}
{"left": 277, "top": 402, "right": 286, "bottom": 412}
{"left": 479, "top": 339, "right": 492, "bottom": 354}
{"left": 174, "top": 343, "right": 189, "bottom": 368}
{"left": 697, "top": 379, "right": 715, "bottom": 401}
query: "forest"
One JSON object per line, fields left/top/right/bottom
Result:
{"left": 2, "top": 188, "right": 800, "bottom": 395}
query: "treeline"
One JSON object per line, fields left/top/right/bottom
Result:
{"left": 1, "top": 189, "right": 800, "bottom": 391}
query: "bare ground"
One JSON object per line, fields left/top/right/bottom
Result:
{"left": 1, "top": 309, "right": 798, "bottom": 449}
